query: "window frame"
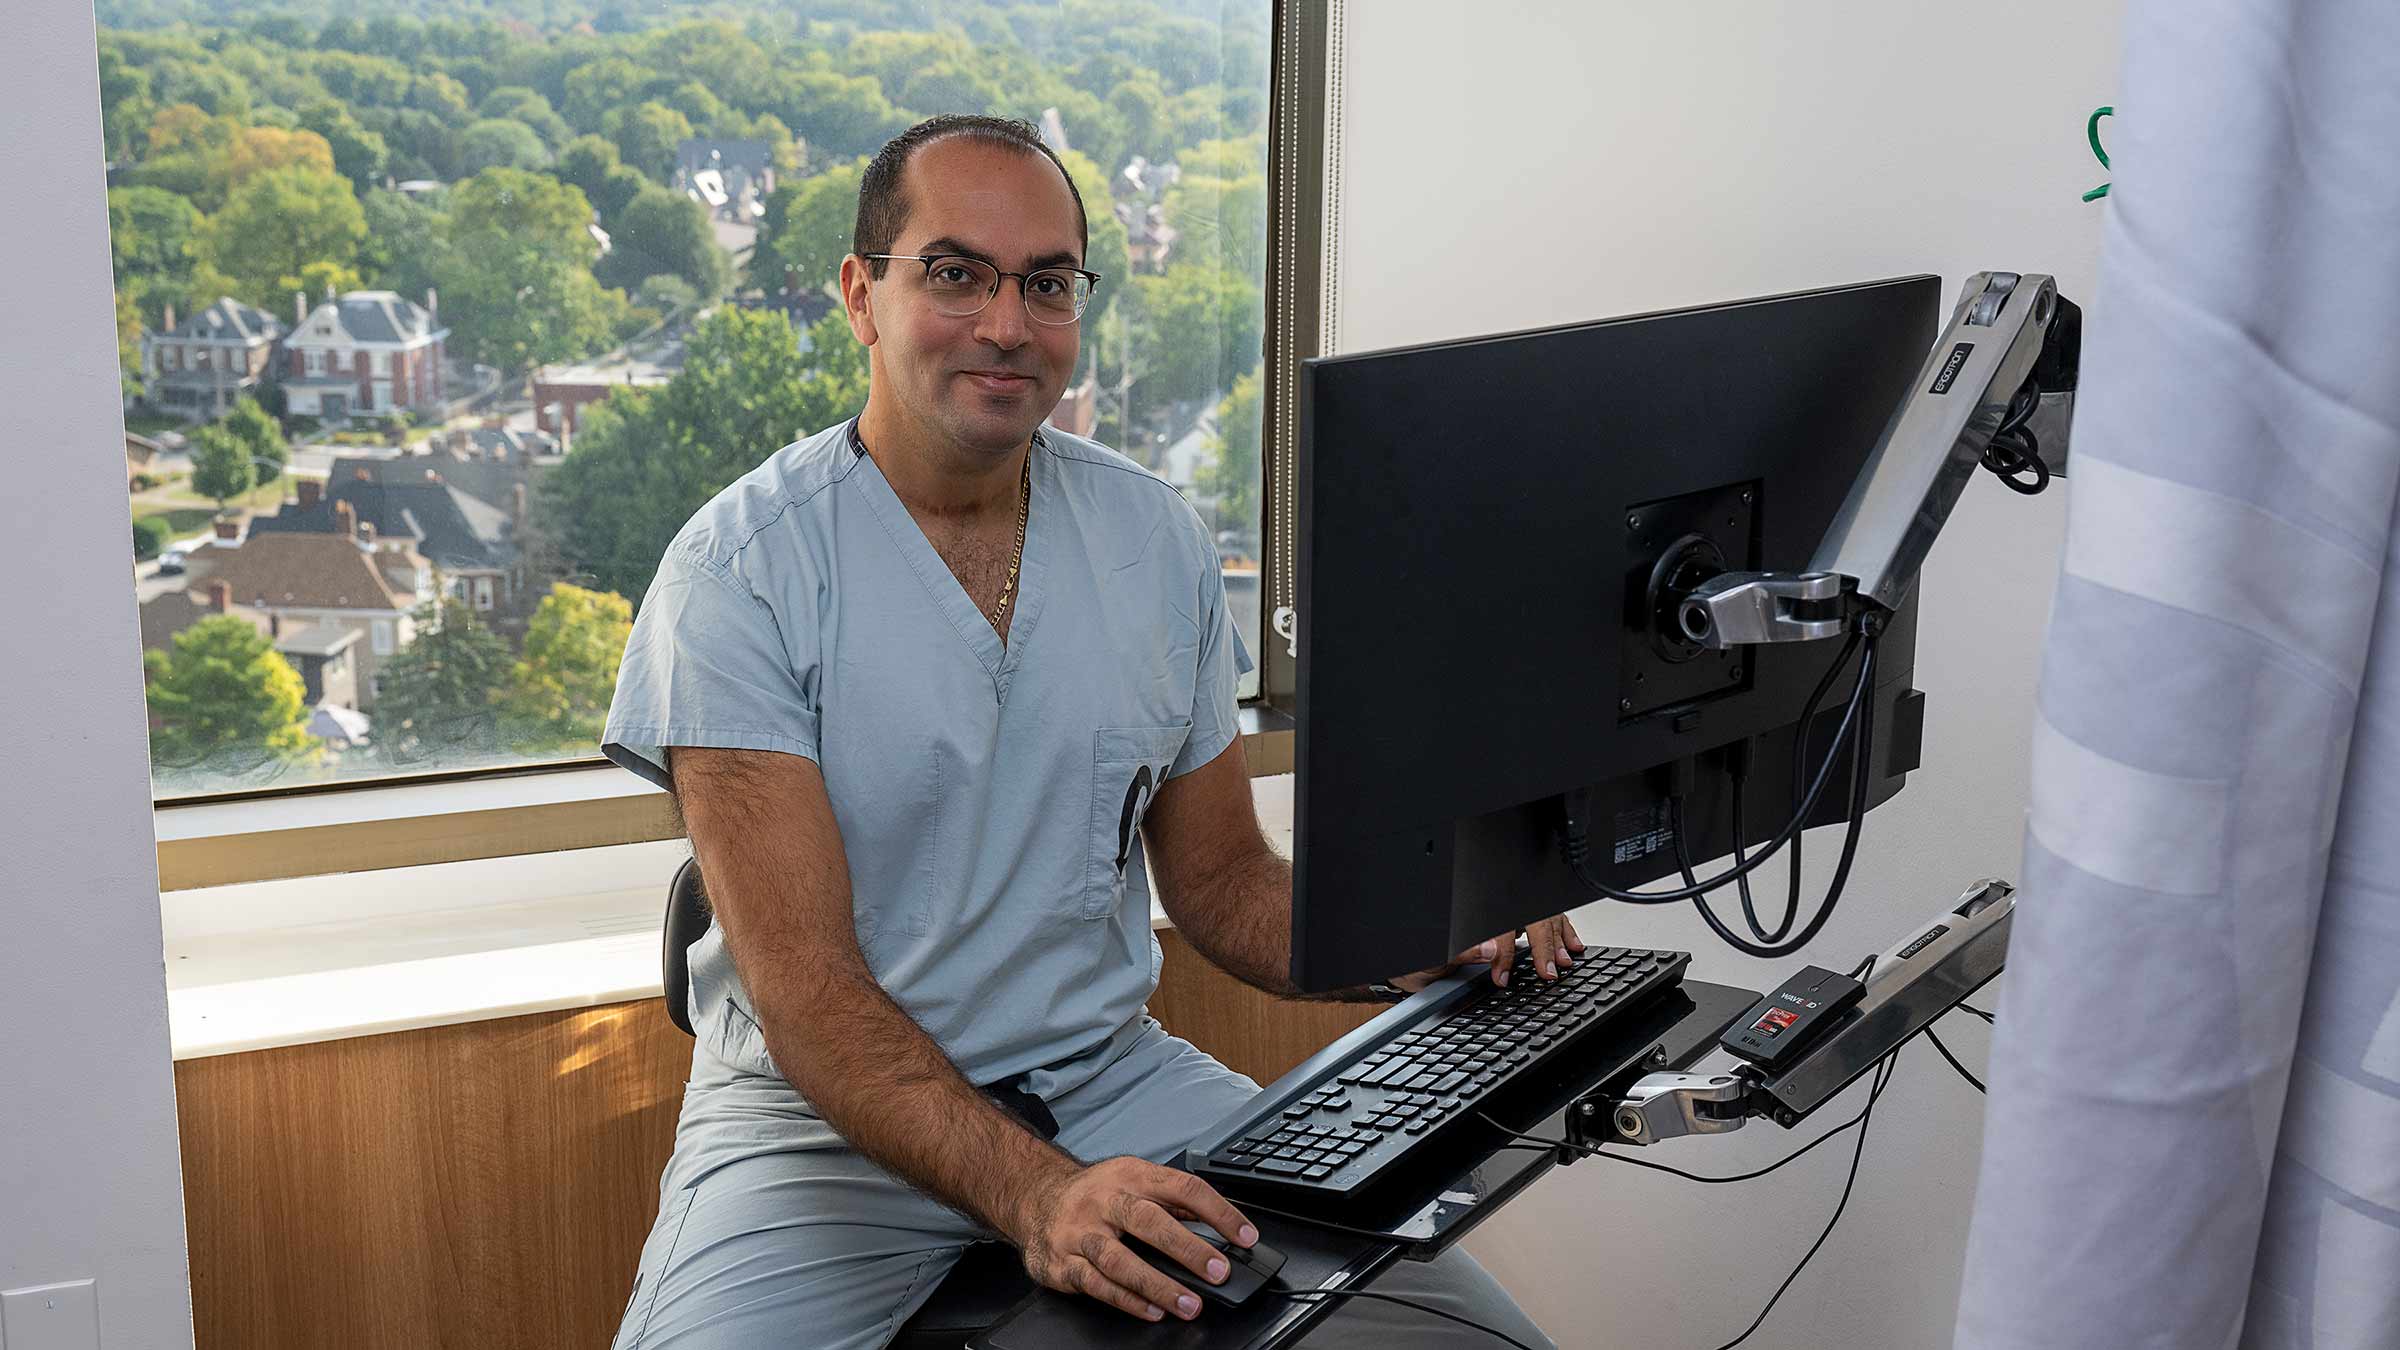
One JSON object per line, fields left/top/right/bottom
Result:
{"left": 142, "top": 0, "right": 1330, "bottom": 887}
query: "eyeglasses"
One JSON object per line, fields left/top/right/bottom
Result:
{"left": 863, "top": 253, "right": 1102, "bottom": 326}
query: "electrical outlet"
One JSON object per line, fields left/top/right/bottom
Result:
{"left": 1, "top": 1279, "right": 99, "bottom": 1350}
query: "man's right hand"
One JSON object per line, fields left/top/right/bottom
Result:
{"left": 1008, "top": 1155, "right": 1260, "bottom": 1323}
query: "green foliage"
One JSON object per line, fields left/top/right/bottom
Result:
{"left": 221, "top": 397, "right": 288, "bottom": 480}
{"left": 372, "top": 596, "right": 516, "bottom": 766}
{"left": 1198, "top": 363, "right": 1262, "bottom": 541}
{"left": 746, "top": 158, "right": 863, "bottom": 295}
{"left": 634, "top": 273, "right": 699, "bottom": 314}
{"left": 188, "top": 423, "right": 253, "bottom": 508}
{"left": 143, "top": 615, "right": 318, "bottom": 781}
{"left": 199, "top": 164, "right": 366, "bottom": 312}
{"left": 436, "top": 167, "right": 627, "bottom": 371}
{"left": 457, "top": 117, "right": 551, "bottom": 173}
{"left": 477, "top": 86, "right": 570, "bottom": 148}
{"left": 108, "top": 185, "right": 203, "bottom": 305}
{"left": 596, "top": 184, "right": 730, "bottom": 298}
{"left": 134, "top": 515, "right": 171, "bottom": 561}
{"left": 358, "top": 187, "right": 447, "bottom": 300}
{"left": 505, "top": 583, "right": 633, "bottom": 750}
{"left": 296, "top": 98, "right": 388, "bottom": 188}
{"left": 540, "top": 306, "right": 869, "bottom": 603}
{"left": 606, "top": 100, "right": 694, "bottom": 182}
{"left": 116, "top": 288, "right": 147, "bottom": 400}
{"left": 1129, "top": 263, "right": 1261, "bottom": 408}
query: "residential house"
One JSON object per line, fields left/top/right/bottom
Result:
{"left": 673, "top": 139, "right": 777, "bottom": 222}
{"left": 126, "top": 431, "right": 163, "bottom": 487}
{"left": 180, "top": 510, "right": 427, "bottom": 710}
{"left": 532, "top": 357, "right": 674, "bottom": 437}
{"left": 251, "top": 462, "right": 526, "bottom": 625}
{"left": 282, "top": 288, "right": 449, "bottom": 421}
{"left": 141, "top": 297, "right": 286, "bottom": 417}
{"left": 138, "top": 578, "right": 363, "bottom": 713}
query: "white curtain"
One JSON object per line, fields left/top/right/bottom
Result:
{"left": 1952, "top": 1, "right": 2400, "bottom": 1346}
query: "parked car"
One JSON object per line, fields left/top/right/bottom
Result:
{"left": 156, "top": 546, "right": 188, "bottom": 576}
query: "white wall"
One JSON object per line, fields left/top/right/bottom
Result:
{"left": 1326, "top": 3, "right": 2121, "bottom": 1346}
{"left": 0, "top": 1, "right": 196, "bottom": 1343}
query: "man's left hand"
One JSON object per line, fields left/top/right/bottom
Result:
{"left": 1386, "top": 913, "right": 1586, "bottom": 994}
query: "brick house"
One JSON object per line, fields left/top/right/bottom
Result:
{"left": 253, "top": 461, "right": 528, "bottom": 625}
{"left": 282, "top": 288, "right": 449, "bottom": 420}
{"left": 137, "top": 579, "right": 363, "bottom": 713}
{"left": 180, "top": 509, "right": 429, "bottom": 710}
{"left": 141, "top": 297, "right": 286, "bottom": 417}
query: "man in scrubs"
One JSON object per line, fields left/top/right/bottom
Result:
{"left": 602, "top": 114, "right": 1581, "bottom": 1348}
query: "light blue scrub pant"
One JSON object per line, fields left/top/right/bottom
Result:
{"left": 611, "top": 1015, "right": 1556, "bottom": 1349}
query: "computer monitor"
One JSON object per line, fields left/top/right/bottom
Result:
{"left": 1288, "top": 276, "right": 1942, "bottom": 992}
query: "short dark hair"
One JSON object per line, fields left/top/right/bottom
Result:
{"left": 853, "top": 114, "right": 1089, "bottom": 278}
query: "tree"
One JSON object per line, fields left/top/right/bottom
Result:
{"left": 1198, "top": 364, "right": 1263, "bottom": 541}
{"left": 222, "top": 397, "right": 288, "bottom": 482}
{"left": 296, "top": 98, "right": 388, "bottom": 188}
{"left": 1129, "top": 263, "right": 1262, "bottom": 409}
{"left": 606, "top": 100, "right": 693, "bottom": 182}
{"left": 117, "top": 288, "right": 146, "bottom": 401}
{"left": 505, "top": 583, "right": 633, "bottom": 750}
{"left": 108, "top": 185, "right": 203, "bottom": 304}
{"left": 596, "top": 184, "right": 729, "bottom": 298}
{"left": 359, "top": 187, "right": 447, "bottom": 301}
{"left": 541, "top": 306, "right": 869, "bottom": 603}
{"left": 372, "top": 595, "right": 515, "bottom": 766}
{"left": 457, "top": 118, "right": 550, "bottom": 174}
{"left": 188, "top": 423, "right": 253, "bottom": 509}
{"left": 435, "top": 167, "right": 628, "bottom": 371}
{"left": 634, "top": 273, "right": 698, "bottom": 314}
{"left": 134, "top": 516, "right": 171, "bottom": 562}
{"left": 199, "top": 164, "right": 367, "bottom": 312}
{"left": 477, "top": 87, "right": 571, "bottom": 149}
{"left": 143, "top": 616, "right": 318, "bottom": 782}
{"left": 222, "top": 125, "right": 336, "bottom": 191}
{"left": 746, "top": 159, "right": 862, "bottom": 295}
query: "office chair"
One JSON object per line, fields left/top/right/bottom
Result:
{"left": 662, "top": 857, "right": 1035, "bottom": 1347}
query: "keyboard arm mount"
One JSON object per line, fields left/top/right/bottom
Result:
{"left": 1575, "top": 878, "right": 2015, "bottom": 1150}
{"left": 1676, "top": 272, "right": 2081, "bottom": 648}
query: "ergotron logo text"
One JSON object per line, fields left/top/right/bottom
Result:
{"left": 1929, "top": 342, "right": 1975, "bottom": 395}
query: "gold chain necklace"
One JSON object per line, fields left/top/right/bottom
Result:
{"left": 989, "top": 448, "right": 1031, "bottom": 626}
{"left": 852, "top": 422, "right": 1031, "bottom": 630}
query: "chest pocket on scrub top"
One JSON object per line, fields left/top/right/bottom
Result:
{"left": 1086, "top": 724, "right": 1190, "bottom": 921}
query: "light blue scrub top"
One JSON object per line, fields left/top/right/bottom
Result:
{"left": 602, "top": 417, "right": 1254, "bottom": 1102}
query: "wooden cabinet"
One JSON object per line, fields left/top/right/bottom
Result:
{"left": 173, "top": 929, "right": 1376, "bottom": 1349}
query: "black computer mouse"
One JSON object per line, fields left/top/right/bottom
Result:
{"left": 1117, "top": 1224, "right": 1289, "bottom": 1308}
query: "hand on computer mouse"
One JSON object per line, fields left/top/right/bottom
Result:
{"left": 1007, "top": 1155, "right": 1259, "bottom": 1324}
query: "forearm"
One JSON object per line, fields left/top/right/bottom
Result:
{"left": 1166, "top": 845, "right": 1388, "bottom": 1004}
{"left": 748, "top": 956, "right": 1079, "bottom": 1234}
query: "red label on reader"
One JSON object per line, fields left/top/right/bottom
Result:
{"left": 1752, "top": 1008, "right": 1801, "bottom": 1038}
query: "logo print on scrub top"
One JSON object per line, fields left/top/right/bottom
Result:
{"left": 1116, "top": 764, "right": 1170, "bottom": 879}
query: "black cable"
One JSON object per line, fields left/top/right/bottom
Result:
{"left": 1668, "top": 638, "right": 1879, "bottom": 959}
{"left": 1705, "top": 1054, "right": 1895, "bottom": 1349}
{"left": 1770, "top": 622, "right": 1874, "bottom": 944}
{"left": 1957, "top": 1004, "right": 1994, "bottom": 1023}
{"left": 1925, "top": 1024, "right": 1985, "bottom": 1094}
{"left": 1476, "top": 1065, "right": 1890, "bottom": 1186}
{"left": 1846, "top": 952, "right": 1876, "bottom": 981}
{"left": 1267, "top": 1287, "right": 1544, "bottom": 1350}
{"left": 1563, "top": 631, "right": 1879, "bottom": 910}
{"left": 1980, "top": 379, "right": 2052, "bottom": 495}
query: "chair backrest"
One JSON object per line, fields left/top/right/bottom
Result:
{"left": 662, "top": 856, "right": 713, "bottom": 1037}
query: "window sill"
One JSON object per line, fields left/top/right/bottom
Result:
{"left": 154, "top": 708, "right": 1294, "bottom": 892}
{"left": 164, "top": 773, "right": 1296, "bottom": 1060}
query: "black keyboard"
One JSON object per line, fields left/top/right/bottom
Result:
{"left": 1185, "top": 944, "right": 1690, "bottom": 1206}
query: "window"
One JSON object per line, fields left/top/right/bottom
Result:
{"left": 106, "top": 0, "right": 1273, "bottom": 801}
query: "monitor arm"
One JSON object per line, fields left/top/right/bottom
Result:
{"left": 1570, "top": 878, "right": 2014, "bottom": 1149}
{"left": 1676, "top": 272, "right": 2082, "bottom": 648}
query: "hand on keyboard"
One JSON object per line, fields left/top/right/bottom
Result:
{"left": 1388, "top": 913, "right": 1588, "bottom": 993}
